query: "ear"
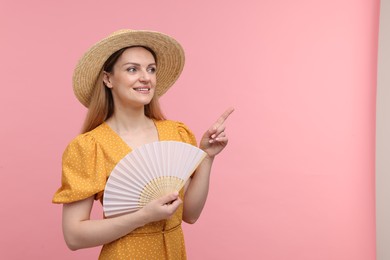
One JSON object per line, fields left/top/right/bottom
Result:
{"left": 103, "top": 71, "right": 113, "bottom": 89}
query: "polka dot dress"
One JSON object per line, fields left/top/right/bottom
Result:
{"left": 53, "top": 120, "right": 197, "bottom": 259}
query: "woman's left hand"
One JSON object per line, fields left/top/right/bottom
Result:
{"left": 199, "top": 107, "right": 234, "bottom": 158}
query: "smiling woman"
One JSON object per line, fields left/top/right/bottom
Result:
{"left": 51, "top": 29, "right": 233, "bottom": 259}
{"left": 104, "top": 47, "right": 157, "bottom": 114}
{"left": 81, "top": 45, "right": 165, "bottom": 134}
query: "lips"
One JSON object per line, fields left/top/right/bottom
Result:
{"left": 133, "top": 87, "right": 151, "bottom": 93}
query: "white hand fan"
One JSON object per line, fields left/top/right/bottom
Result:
{"left": 103, "top": 141, "right": 206, "bottom": 217}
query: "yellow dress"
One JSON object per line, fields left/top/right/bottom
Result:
{"left": 52, "top": 120, "right": 197, "bottom": 260}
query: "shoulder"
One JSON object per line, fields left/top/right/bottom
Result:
{"left": 156, "top": 119, "right": 197, "bottom": 146}
{"left": 54, "top": 125, "right": 108, "bottom": 204}
{"left": 156, "top": 119, "right": 191, "bottom": 130}
{"left": 63, "top": 124, "right": 106, "bottom": 158}
{"left": 156, "top": 119, "right": 194, "bottom": 135}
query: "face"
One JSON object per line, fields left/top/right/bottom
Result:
{"left": 103, "top": 47, "right": 157, "bottom": 109}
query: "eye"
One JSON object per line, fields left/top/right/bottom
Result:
{"left": 126, "top": 67, "right": 137, "bottom": 73}
{"left": 147, "top": 67, "right": 157, "bottom": 73}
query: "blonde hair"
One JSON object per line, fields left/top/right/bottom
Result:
{"left": 81, "top": 47, "right": 166, "bottom": 133}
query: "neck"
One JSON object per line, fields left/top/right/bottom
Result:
{"left": 106, "top": 105, "right": 151, "bottom": 134}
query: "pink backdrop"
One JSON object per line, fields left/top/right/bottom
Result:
{"left": 0, "top": 0, "right": 379, "bottom": 259}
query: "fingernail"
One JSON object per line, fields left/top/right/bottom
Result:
{"left": 211, "top": 134, "right": 216, "bottom": 138}
{"left": 209, "top": 140, "right": 214, "bottom": 143}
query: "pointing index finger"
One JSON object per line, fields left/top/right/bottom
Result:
{"left": 216, "top": 107, "right": 235, "bottom": 125}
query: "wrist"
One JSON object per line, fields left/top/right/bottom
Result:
{"left": 204, "top": 154, "right": 215, "bottom": 162}
{"left": 132, "top": 208, "right": 150, "bottom": 227}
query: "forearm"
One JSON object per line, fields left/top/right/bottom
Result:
{"left": 62, "top": 192, "right": 181, "bottom": 250}
{"left": 65, "top": 212, "right": 148, "bottom": 250}
{"left": 62, "top": 198, "right": 149, "bottom": 250}
{"left": 183, "top": 156, "right": 214, "bottom": 223}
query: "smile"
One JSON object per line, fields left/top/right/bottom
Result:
{"left": 133, "top": 87, "right": 151, "bottom": 92}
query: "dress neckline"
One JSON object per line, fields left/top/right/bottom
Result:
{"left": 102, "top": 119, "right": 161, "bottom": 152}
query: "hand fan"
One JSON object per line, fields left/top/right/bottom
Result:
{"left": 103, "top": 141, "right": 206, "bottom": 217}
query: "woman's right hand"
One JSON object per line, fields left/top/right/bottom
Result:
{"left": 140, "top": 192, "right": 182, "bottom": 223}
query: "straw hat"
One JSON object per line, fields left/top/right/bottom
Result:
{"left": 72, "top": 29, "right": 185, "bottom": 107}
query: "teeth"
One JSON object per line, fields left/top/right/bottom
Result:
{"left": 134, "top": 88, "right": 150, "bottom": 91}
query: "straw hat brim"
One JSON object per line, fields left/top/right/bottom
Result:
{"left": 72, "top": 29, "right": 185, "bottom": 107}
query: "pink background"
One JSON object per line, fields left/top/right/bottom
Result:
{"left": 0, "top": 0, "right": 379, "bottom": 259}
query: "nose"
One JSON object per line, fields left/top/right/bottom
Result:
{"left": 139, "top": 69, "right": 151, "bottom": 82}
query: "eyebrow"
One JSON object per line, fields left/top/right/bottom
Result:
{"left": 121, "top": 62, "right": 156, "bottom": 67}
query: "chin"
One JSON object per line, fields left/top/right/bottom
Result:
{"left": 136, "top": 98, "right": 153, "bottom": 106}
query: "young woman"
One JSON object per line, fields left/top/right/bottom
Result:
{"left": 53, "top": 29, "right": 233, "bottom": 259}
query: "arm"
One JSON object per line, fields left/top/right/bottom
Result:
{"left": 62, "top": 192, "right": 182, "bottom": 250}
{"left": 182, "top": 156, "right": 214, "bottom": 224}
{"left": 182, "top": 107, "right": 234, "bottom": 224}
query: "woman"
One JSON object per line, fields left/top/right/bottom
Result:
{"left": 53, "top": 29, "right": 233, "bottom": 259}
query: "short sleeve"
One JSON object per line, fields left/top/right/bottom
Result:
{"left": 52, "top": 134, "right": 107, "bottom": 204}
{"left": 176, "top": 121, "right": 197, "bottom": 147}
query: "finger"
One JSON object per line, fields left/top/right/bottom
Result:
{"left": 214, "top": 136, "right": 228, "bottom": 143}
{"left": 210, "top": 131, "right": 227, "bottom": 141}
{"left": 165, "top": 198, "right": 182, "bottom": 216}
{"left": 210, "top": 130, "right": 227, "bottom": 142}
{"left": 158, "top": 192, "right": 179, "bottom": 204}
{"left": 215, "top": 107, "right": 234, "bottom": 125}
{"left": 168, "top": 198, "right": 182, "bottom": 209}
{"left": 216, "top": 132, "right": 226, "bottom": 138}
{"left": 209, "top": 107, "right": 234, "bottom": 133}
{"left": 211, "top": 125, "right": 226, "bottom": 139}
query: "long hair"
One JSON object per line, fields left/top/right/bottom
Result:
{"left": 81, "top": 46, "right": 166, "bottom": 133}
